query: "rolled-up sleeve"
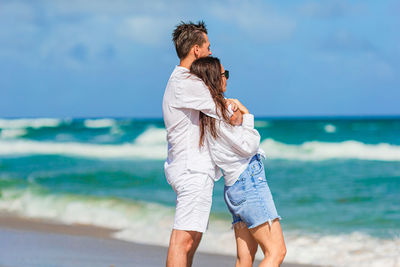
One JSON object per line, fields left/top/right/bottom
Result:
{"left": 218, "top": 114, "right": 260, "bottom": 158}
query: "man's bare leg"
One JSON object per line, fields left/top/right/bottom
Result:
{"left": 249, "top": 219, "right": 286, "bottom": 267}
{"left": 166, "top": 229, "right": 203, "bottom": 267}
{"left": 186, "top": 231, "right": 202, "bottom": 267}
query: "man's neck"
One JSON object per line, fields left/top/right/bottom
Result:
{"left": 179, "top": 57, "right": 194, "bottom": 70}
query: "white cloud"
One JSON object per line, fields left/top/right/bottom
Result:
{"left": 0, "top": 1, "right": 38, "bottom": 45}
{"left": 316, "top": 45, "right": 396, "bottom": 82}
{"left": 298, "top": 1, "right": 366, "bottom": 18}
{"left": 119, "top": 16, "right": 176, "bottom": 45}
{"left": 0, "top": 0, "right": 181, "bottom": 68}
{"left": 0, "top": 1, "right": 35, "bottom": 20}
{"left": 210, "top": 0, "right": 296, "bottom": 42}
{"left": 42, "top": 0, "right": 168, "bottom": 17}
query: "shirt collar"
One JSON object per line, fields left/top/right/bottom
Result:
{"left": 176, "top": 65, "right": 189, "bottom": 72}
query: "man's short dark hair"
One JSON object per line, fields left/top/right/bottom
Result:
{"left": 172, "top": 21, "right": 208, "bottom": 59}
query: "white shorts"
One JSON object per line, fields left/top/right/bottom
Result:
{"left": 167, "top": 171, "right": 214, "bottom": 233}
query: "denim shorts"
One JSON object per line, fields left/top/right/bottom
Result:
{"left": 224, "top": 154, "right": 281, "bottom": 229}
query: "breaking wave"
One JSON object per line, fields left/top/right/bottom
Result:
{"left": 0, "top": 127, "right": 399, "bottom": 161}
{"left": 0, "top": 187, "right": 398, "bottom": 267}
{"left": 260, "top": 138, "right": 400, "bottom": 161}
{"left": 83, "top": 119, "right": 116, "bottom": 128}
{"left": 0, "top": 118, "right": 62, "bottom": 129}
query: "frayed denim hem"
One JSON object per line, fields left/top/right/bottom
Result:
{"left": 248, "top": 216, "right": 282, "bottom": 229}
{"left": 231, "top": 216, "right": 282, "bottom": 230}
{"left": 231, "top": 221, "right": 246, "bottom": 230}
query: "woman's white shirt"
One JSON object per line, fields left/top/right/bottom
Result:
{"left": 205, "top": 114, "right": 264, "bottom": 186}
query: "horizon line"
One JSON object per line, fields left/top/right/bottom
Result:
{"left": 1, "top": 114, "right": 400, "bottom": 120}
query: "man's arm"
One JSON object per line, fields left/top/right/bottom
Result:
{"left": 173, "top": 77, "right": 219, "bottom": 118}
{"left": 173, "top": 77, "right": 240, "bottom": 122}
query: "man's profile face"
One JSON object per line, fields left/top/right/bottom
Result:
{"left": 198, "top": 33, "right": 211, "bottom": 58}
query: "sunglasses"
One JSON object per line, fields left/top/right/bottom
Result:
{"left": 221, "top": 70, "right": 229, "bottom": 80}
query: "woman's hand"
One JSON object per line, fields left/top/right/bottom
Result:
{"left": 229, "top": 99, "right": 249, "bottom": 114}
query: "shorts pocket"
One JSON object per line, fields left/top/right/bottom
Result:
{"left": 250, "top": 158, "right": 264, "bottom": 176}
{"left": 226, "top": 178, "right": 246, "bottom": 206}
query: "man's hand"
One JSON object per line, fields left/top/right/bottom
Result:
{"left": 229, "top": 99, "right": 249, "bottom": 114}
{"left": 225, "top": 99, "right": 239, "bottom": 112}
{"left": 226, "top": 98, "right": 249, "bottom": 126}
{"left": 229, "top": 109, "right": 243, "bottom": 126}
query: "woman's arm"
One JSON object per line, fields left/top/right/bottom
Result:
{"left": 227, "top": 114, "right": 260, "bottom": 158}
{"left": 218, "top": 106, "right": 260, "bottom": 158}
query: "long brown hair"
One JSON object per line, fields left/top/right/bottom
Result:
{"left": 190, "top": 57, "right": 230, "bottom": 147}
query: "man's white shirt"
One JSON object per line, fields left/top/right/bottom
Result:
{"left": 162, "top": 66, "right": 221, "bottom": 182}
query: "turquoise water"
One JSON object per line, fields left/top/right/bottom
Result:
{"left": 0, "top": 117, "right": 399, "bottom": 266}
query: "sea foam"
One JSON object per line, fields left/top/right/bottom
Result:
{"left": 0, "top": 118, "right": 61, "bottom": 129}
{"left": 0, "top": 129, "right": 27, "bottom": 139}
{"left": 260, "top": 138, "right": 400, "bottom": 161}
{"left": 0, "top": 187, "right": 398, "bottom": 267}
{"left": 1, "top": 126, "right": 400, "bottom": 161}
{"left": 0, "top": 127, "right": 167, "bottom": 159}
{"left": 83, "top": 119, "right": 116, "bottom": 128}
{"left": 0, "top": 139, "right": 167, "bottom": 160}
{"left": 134, "top": 127, "right": 167, "bottom": 145}
{"left": 324, "top": 123, "right": 337, "bottom": 133}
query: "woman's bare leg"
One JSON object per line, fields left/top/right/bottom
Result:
{"left": 249, "top": 219, "right": 286, "bottom": 267}
{"left": 234, "top": 222, "right": 258, "bottom": 267}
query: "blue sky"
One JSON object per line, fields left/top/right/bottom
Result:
{"left": 1, "top": 0, "right": 399, "bottom": 118}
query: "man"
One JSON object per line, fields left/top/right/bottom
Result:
{"left": 162, "top": 21, "right": 241, "bottom": 267}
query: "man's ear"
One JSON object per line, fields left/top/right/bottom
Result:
{"left": 193, "top": 45, "right": 200, "bottom": 58}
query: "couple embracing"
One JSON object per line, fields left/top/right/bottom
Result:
{"left": 162, "top": 21, "right": 286, "bottom": 267}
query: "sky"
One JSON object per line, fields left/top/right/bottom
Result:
{"left": 1, "top": 0, "right": 399, "bottom": 118}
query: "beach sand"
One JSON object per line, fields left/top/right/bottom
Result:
{"left": 0, "top": 212, "right": 319, "bottom": 267}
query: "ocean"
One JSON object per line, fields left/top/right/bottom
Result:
{"left": 0, "top": 117, "right": 399, "bottom": 267}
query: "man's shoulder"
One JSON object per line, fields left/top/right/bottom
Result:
{"left": 168, "top": 70, "right": 204, "bottom": 93}
{"left": 165, "top": 66, "right": 182, "bottom": 90}
{"left": 170, "top": 66, "right": 202, "bottom": 82}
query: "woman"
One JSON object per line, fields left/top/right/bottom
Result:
{"left": 190, "top": 57, "right": 286, "bottom": 267}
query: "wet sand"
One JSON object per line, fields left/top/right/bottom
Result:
{"left": 0, "top": 213, "right": 319, "bottom": 267}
